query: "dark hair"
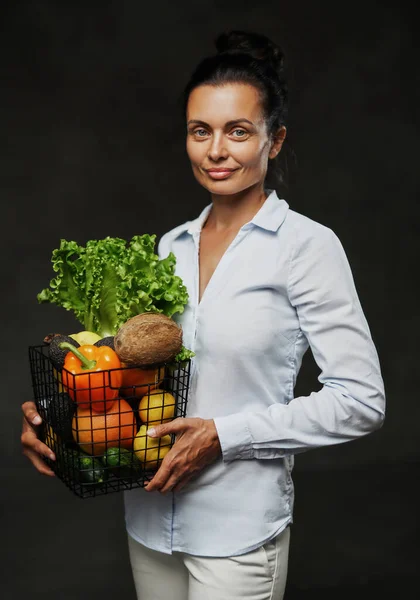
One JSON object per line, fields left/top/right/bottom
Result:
{"left": 182, "top": 29, "right": 295, "bottom": 189}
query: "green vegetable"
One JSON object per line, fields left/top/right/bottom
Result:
{"left": 174, "top": 346, "right": 196, "bottom": 364}
{"left": 77, "top": 454, "right": 108, "bottom": 487}
{"left": 58, "top": 447, "right": 108, "bottom": 488}
{"left": 37, "top": 235, "right": 190, "bottom": 339}
{"left": 103, "top": 447, "right": 143, "bottom": 480}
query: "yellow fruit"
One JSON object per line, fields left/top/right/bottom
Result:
{"left": 133, "top": 424, "right": 172, "bottom": 470}
{"left": 45, "top": 425, "right": 59, "bottom": 452}
{"left": 69, "top": 331, "right": 101, "bottom": 345}
{"left": 138, "top": 389, "right": 176, "bottom": 425}
{"left": 52, "top": 368, "right": 64, "bottom": 393}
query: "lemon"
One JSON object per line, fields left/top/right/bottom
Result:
{"left": 52, "top": 368, "right": 64, "bottom": 393}
{"left": 138, "top": 389, "right": 176, "bottom": 425}
{"left": 69, "top": 331, "right": 101, "bottom": 345}
{"left": 45, "top": 425, "right": 59, "bottom": 452}
{"left": 133, "top": 425, "right": 172, "bottom": 470}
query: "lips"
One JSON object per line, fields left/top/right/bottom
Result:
{"left": 205, "top": 168, "right": 238, "bottom": 180}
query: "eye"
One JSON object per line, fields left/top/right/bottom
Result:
{"left": 231, "top": 129, "right": 248, "bottom": 138}
{"left": 193, "top": 128, "right": 209, "bottom": 137}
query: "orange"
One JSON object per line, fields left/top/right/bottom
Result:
{"left": 138, "top": 389, "right": 176, "bottom": 425}
{"left": 72, "top": 398, "right": 136, "bottom": 456}
{"left": 119, "top": 363, "right": 163, "bottom": 398}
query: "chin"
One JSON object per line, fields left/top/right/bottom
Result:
{"left": 204, "top": 183, "right": 238, "bottom": 195}
{"left": 200, "top": 180, "right": 256, "bottom": 197}
{"left": 195, "top": 174, "right": 245, "bottom": 195}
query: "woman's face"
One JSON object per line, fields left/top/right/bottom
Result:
{"left": 186, "top": 82, "right": 285, "bottom": 196}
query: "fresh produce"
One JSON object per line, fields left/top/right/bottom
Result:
{"left": 133, "top": 425, "right": 171, "bottom": 470}
{"left": 43, "top": 391, "right": 75, "bottom": 443}
{"left": 44, "top": 425, "right": 59, "bottom": 452}
{"left": 61, "top": 342, "right": 122, "bottom": 412}
{"left": 43, "top": 426, "right": 107, "bottom": 487}
{"left": 72, "top": 398, "right": 136, "bottom": 456}
{"left": 170, "top": 345, "right": 195, "bottom": 365}
{"left": 38, "top": 235, "right": 195, "bottom": 365}
{"left": 94, "top": 336, "right": 115, "bottom": 351}
{"left": 138, "top": 389, "right": 176, "bottom": 425}
{"left": 103, "top": 447, "right": 143, "bottom": 480}
{"left": 36, "top": 234, "right": 194, "bottom": 490}
{"left": 114, "top": 313, "right": 182, "bottom": 367}
{"left": 61, "top": 447, "right": 108, "bottom": 488}
{"left": 69, "top": 331, "right": 101, "bottom": 345}
{"left": 119, "top": 363, "right": 163, "bottom": 398}
{"left": 37, "top": 235, "right": 190, "bottom": 338}
{"left": 75, "top": 452, "right": 108, "bottom": 487}
{"left": 46, "top": 334, "right": 80, "bottom": 371}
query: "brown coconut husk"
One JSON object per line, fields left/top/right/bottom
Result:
{"left": 114, "top": 313, "right": 183, "bottom": 367}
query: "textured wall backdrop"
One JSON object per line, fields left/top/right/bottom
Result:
{"left": 1, "top": 1, "right": 417, "bottom": 599}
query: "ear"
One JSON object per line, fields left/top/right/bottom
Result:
{"left": 269, "top": 126, "right": 287, "bottom": 159}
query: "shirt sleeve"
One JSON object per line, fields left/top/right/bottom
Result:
{"left": 213, "top": 226, "right": 386, "bottom": 462}
{"left": 157, "top": 233, "right": 169, "bottom": 260}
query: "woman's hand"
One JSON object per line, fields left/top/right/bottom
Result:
{"left": 21, "top": 401, "right": 56, "bottom": 476}
{"left": 144, "top": 417, "right": 221, "bottom": 494}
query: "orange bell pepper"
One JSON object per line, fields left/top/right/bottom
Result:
{"left": 60, "top": 343, "right": 122, "bottom": 413}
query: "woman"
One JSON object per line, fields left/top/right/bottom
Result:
{"left": 22, "top": 30, "right": 386, "bottom": 600}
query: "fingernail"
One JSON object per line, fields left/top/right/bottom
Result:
{"left": 33, "top": 416, "right": 42, "bottom": 425}
{"left": 147, "top": 428, "right": 156, "bottom": 437}
{"left": 49, "top": 453, "right": 55, "bottom": 461}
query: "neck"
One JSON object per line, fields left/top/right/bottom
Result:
{"left": 205, "top": 183, "right": 269, "bottom": 232}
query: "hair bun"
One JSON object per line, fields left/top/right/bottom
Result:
{"left": 214, "top": 29, "right": 284, "bottom": 73}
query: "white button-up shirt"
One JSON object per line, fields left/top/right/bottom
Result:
{"left": 124, "top": 189, "right": 385, "bottom": 557}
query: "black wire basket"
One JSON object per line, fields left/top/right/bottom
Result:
{"left": 28, "top": 344, "right": 191, "bottom": 499}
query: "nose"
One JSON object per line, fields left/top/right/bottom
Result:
{"left": 208, "top": 132, "right": 229, "bottom": 161}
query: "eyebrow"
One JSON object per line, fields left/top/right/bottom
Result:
{"left": 187, "top": 118, "right": 255, "bottom": 127}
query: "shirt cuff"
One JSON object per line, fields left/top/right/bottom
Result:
{"left": 213, "top": 413, "right": 255, "bottom": 462}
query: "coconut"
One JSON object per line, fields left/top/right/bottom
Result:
{"left": 114, "top": 313, "right": 183, "bottom": 367}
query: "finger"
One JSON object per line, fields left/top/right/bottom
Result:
{"left": 172, "top": 473, "right": 194, "bottom": 493}
{"left": 159, "top": 473, "right": 185, "bottom": 494}
{"left": 23, "top": 447, "right": 56, "bottom": 477}
{"left": 144, "top": 469, "right": 171, "bottom": 492}
{"left": 147, "top": 417, "right": 187, "bottom": 439}
{"left": 21, "top": 431, "right": 56, "bottom": 462}
{"left": 22, "top": 401, "right": 42, "bottom": 426}
{"left": 160, "top": 463, "right": 197, "bottom": 494}
{"left": 155, "top": 467, "right": 194, "bottom": 494}
{"left": 144, "top": 455, "right": 174, "bottom": 492}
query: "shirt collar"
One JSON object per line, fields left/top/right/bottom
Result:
{"left": 251, "top": 189, "right": 289, "bottom": 232}
{"left": 182, "top": 189, "right": 289, "bottom": 237}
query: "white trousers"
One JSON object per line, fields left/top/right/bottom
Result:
{"left": 127, "top": 526, "right": 290, "bottom": 600}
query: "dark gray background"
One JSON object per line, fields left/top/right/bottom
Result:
{"left": 1, "top": 1, "right": 418, "bottom": 598}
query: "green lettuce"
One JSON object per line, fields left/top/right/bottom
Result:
{"left": 173, "top": 346, "right": 196, "bottom": 364}
{"left": 37, "top": 234, "right": 190, "bottom": 339}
